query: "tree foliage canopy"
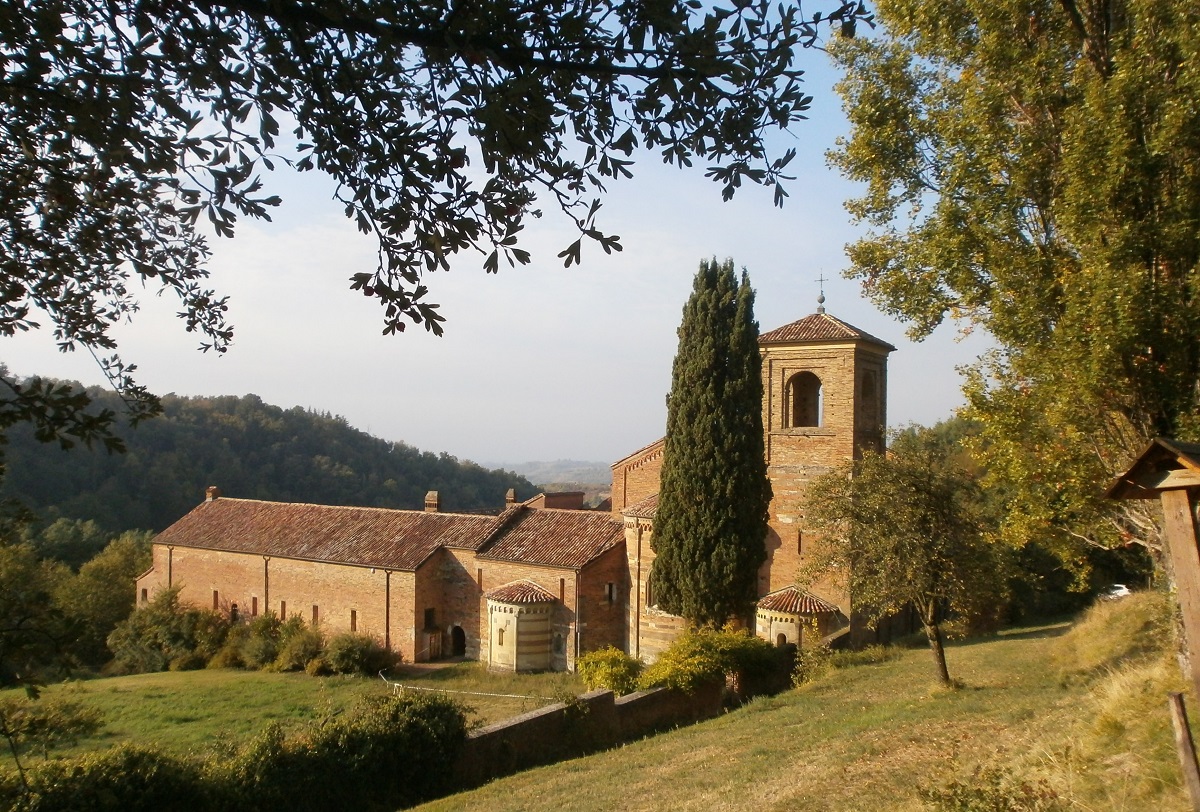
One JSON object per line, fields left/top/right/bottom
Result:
{"left": 1, "top": 0, "right": 871, "bottom": 452}
{"left": 0, "top": 543, "right": 74, "bottom": 689}
{"left": 651, "top": 258, "right": 771, "bottom": 627}
{"left": 0, "top": 386, "right": 535, "bottom": 533}
{"left": 829, "top": 0, "right": 1200, "bottom": 555}
{"left": 803, "top": 432, "right": 1005, "bottom": 685}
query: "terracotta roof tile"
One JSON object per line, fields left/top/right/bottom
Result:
{"left": 757, "top": 586, "right": 840, "bottom": 615}
{"left": 486, "top": 580, "right": 558, "bottom": 604}
{"left": 155, "top": 498, "right": 497, "bottom": 571}
{"left": 478, "top": 506, "right": 623, "bottom": 569}
{"left": 611, "top": 437, "right": 665, "bottom": 469}
{"left": 622, "top": 493, "right": 658, "bottom": 519}
{"left": 759, "top": 312, "right": 895, "bottom": 350}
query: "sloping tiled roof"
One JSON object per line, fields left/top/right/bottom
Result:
{"left": 759, "top": 312, "right": 896, "bottom": 350}
{"left": 478, "top": 506, "right": 623, "bottom": 569}
{"left": 486, "top": 580, "right": 558, "bottom": 604}
{"left": 611, "top": 437, "right": 666, "bottom": 469}
{"left": 757, "top": 586, "right": 840, "bottom": 615}
{"left": 622, "top": 493, "right": 659, "bottom": 519}
{"left": 155, "top": 498, "right": 497, "bottom": 571}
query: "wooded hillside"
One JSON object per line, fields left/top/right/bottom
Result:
{"left": 1, "top": 386, "right": 536, "bottom": 533}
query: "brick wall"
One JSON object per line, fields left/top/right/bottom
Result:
{"left": 137, "top": 541, "right": 626, "bottom": 672}
{"left": 576, "top": 545, "right": 628, "bottom": 653}
{"left": 623, "top": 518, "right": 687, "bottom": 662}
{"left": 758, "top": 340, "right": 889, "bottom": 607}
{"left": 615, "top": 335, "right": 889, "bottom": 659}
{"left": 526, "top": 492, "right": 586, "bottom": 510}
{"left": 411, "top": 557, "right": 444, "bottom": 661}
{"left": 137, "top": 543, "right": 422, "bottom": 662}
{"left": 452, "top": 681, "right": 724, "bottom": 788}
{"left": 433, "top": 548, "right": 485, "bottom": 660}
{"left": 466, "top": 557, "right": 581, "bottom": 670}
{"left": 610, "top": 440, "right": 664, "bottom": 514}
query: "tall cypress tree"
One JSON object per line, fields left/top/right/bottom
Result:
{"left": 651, "top": 259, "right": 771, "bottom": 627}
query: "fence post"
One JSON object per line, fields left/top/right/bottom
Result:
{"left": 1169, "top": 693, "right": 1200, "bottom": 812}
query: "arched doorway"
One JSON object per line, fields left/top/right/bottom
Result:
{"left": 451, "top": 625, "right": 466, "bottom": 656}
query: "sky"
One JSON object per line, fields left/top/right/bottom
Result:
{"left": 3, "top": 50, "right": 991, "bottom": 468}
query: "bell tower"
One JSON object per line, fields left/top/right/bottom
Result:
{"left": 756, "top": 299, "right": 895, "bottom": 595}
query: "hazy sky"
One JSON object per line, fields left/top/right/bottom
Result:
{"left": 4, "top": 53, "right": 990, "bottom": 467}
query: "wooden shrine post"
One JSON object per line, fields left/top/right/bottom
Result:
{"left": 1106, "top": 438, "right": 1200, "bottom": 810}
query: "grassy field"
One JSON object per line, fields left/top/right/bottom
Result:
{"left": 415, "top": 593, "right": 1189, "bottom": 812}
{"left": 3, "top": 661, "right": 582, "bottom": 761}
{"left": 3, "top": 593, "right": 1190, "bottom": 811}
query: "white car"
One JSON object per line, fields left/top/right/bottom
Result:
{"left": 1099, "top": 584, "right": 1132, "bottom": 601}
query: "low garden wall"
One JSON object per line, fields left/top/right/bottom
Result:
{"left": 454, "top": 680, "right": 724, "bottom": 787}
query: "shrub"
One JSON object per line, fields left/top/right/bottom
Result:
{"left": 920, "top": 766, "right": 1064, "bottom": 811}
{"left": 106, "top": 587, "right": 229, "bottom": 674}
{"left": 793, "top": 642, "right": 902, "bottom": 687}
{"left": 240, "top": 613, "right": 285, "bottom": 669}
{"left": 639, "top": 628, "right": 776, "bottom": 694}
{"left": 208, "top": 623, "right": 249, "bottom": 669}
{"left": 324, "top": 633, "right": 397, "bottom": 675}
{"left": 208, "top": 643, "right": 245, "bottom": 669}
{"left": 6, "top": 696, "right": 467, "bottom": 812}
{"left": 0, "top": 694, "right": 103, "bottom": 762}
{"left": 274, "top": 627, "right": 325, "bottom": 672}
{"left": 827, "top": 644, "right": 903, "bottom": 669}
{"left": 792, "top": 642, "right": 834, "bottom": 686}
{"left": 168, "top": 651, "right": 208, "bottom": 671}
{"left": 305, "top": 656, "right": 332, "bottom": 677}
{"left": 8, "top": 744, "right": 205, "bottom": 812}
{"left": 213, "top": 694, "right": 467, "bottom": 809}
{"left": 577, "top": 647, "right": 643, "bottom": 695}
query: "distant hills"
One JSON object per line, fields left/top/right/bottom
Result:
{"left": 496, "top": 460, "right": 612, "bottom": 488}
{"left": 1, "top": 388, "right": 537, "bottom": 533}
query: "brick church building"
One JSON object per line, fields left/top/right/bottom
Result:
{"left": 136, "top": 307, "right": 894, "bottom": 671}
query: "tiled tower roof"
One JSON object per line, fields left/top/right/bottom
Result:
{"left": 757, "top": 585, "right": 840, "bottom": 615}
{"left": 486, "top": 580, "right": 558, "bottom": 604}
{"left": 759, "top": 312, "right": 895, "bottom": 350}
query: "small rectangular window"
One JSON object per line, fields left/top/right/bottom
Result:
{"left": 212, "top": 590, "right": 219, "bottom": 611}
{"left": 559, "top": 578, "right": 566, "bottom": 601}
{"left": 140, "top": 588, "right": 148, "bottom": 604}
{"left": 424, "top": 607, "right": 436, "bottom": 629}
{"left": 280, "top": 600, "right": 287, "bottom": 618}
{"left": 604, "top": 582, "right": 615, "bottom": 605}
{"left": 797, "top": 530, "right": 803, "bottom": 556}
{"left": 350, "top": 609, "right": 357, "bottom": 632}
{"left": 312, "top": 605, "right": 319, "bottom": 625}
{"left": 476, "top": 568, "right": 483, "bottom": 588}
{"left": 251, "top": 596, "right": 258, "bottom": 617}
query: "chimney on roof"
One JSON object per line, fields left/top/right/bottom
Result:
{"left": 205, "top": 486, "right": 221, "bottom": 502}
{"left": 424, "top": 490, "right": 441, "bottom": 513}
{"left": 505, "top": 488, "right": 516, "bottom": 506}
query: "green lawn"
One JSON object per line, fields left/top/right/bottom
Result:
{"left": 415, "top": 594, "right": 1188, "bottom": 812}
{"left": 3, "top": 594, "right": 1188, "bottom": 812}
{"left": 4, "top": 662, "right": 582, "bottom": 761}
